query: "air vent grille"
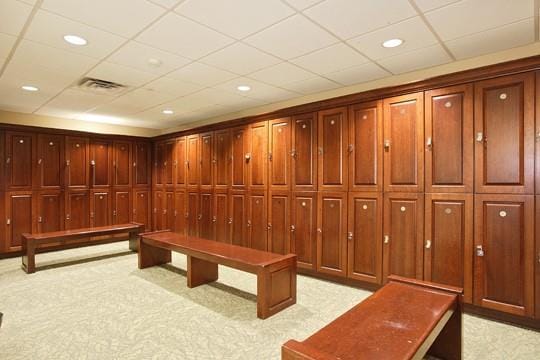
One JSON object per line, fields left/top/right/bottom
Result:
{"left": 77, "top": 77, "right": 127, "bottom": 94}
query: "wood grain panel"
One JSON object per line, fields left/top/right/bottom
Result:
{"left": 268, "top": 190, "right": 290, "bottom": 254}
{"left": 248, "top": 121, "right": 268, "bottom": 190}
{"left": 113, "top": 141, "right": 131, "bottom": 187}
{"left": 317, "top": 192, "right": 347, "bottom": 276}
{"left": 291, "top": 192, "right": 317, "bottom": 270}
{"left": 5, "top": 191, "right": 33, "bottom": 251}
{"left": 65, "top": 190, "right": 89, "bottom": 230}
{"left": 36, "top": 134, "right": 63, "bottom": 190}
{"left": 199, "top": 132, "right": 213, "bottom": 190}
{"left": 248, "top": 190, "right": 267, "bottom": 250}
{"left": 133, "top": 189, "right": 151, "bottom": 231}
{"left": 269, "top": 118, "right": 291, "bottom": 190}
{"left": 214, "top": 130, "right": 231, "bottom": 190}
{"left": 318, "top": 107, "right": 348, "bottom": 191}
{"left": 6, "top": 131, "right": 34, "bottom": 190}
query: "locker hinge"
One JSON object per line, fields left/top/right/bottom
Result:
{"left": 228, "top": 218, "right": 233, "bottom": 225}
{"left": 90, "top": 160, "right": 96, "bottom": 166}
{"left": 383, "top": 235, "right": 389, "bottom": 244}
{"left": 197, "top": 214, "right": 202, "bottom": 220}
{"left": 66, "top": 214, "right": 70, "bottom": 220}
{"left": 318, "top": 147, "right": 323, "bottom": 155}
{"left": 247, "top": 220, "right": 251, "bottom": 227}
{"left": 475, "top": 132, "right": 484, "bottom": 143}
{"left": 212, "top": 216, "right": 217, "bottom": 223}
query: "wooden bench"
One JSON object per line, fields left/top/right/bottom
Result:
{"left": 282, "top": 276, "right": 463, "bottom": 360}
{"left": 138, "top": 231, "right": 297, "bottom": 319}
{"left": 22, "top": 223, "right": 144, "bottom": 274}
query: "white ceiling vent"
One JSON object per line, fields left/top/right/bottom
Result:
{"left": 77, "top": 77, "right": 128, "bottom": 95}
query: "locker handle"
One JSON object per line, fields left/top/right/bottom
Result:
{"left": 5, "top": 157, "right": 10, "bottom": 164}
{"left": 316, "top": 228, "right": 322, "bottom": 233}
{"left": 37, "top": 216, "right": 42, "bottom": 223}
{"left": 37, "top": 158, "right": 42, "bottom": 165}
{"left": 347, "top": 144, "right": 354, "bottom": 153}
{"left": 384, "top": 235, "right": 389, "bottom": 244}
{"left": 228, "top": 218, "right": 233, "bottom": 225}
{"left": 425, "top": 239, "right": 431, "bottom": 249}
{"left": 318, "top": 147, "right": 323, "bottom": 155}
{"left": 245, "top": 153, "right": 251, "bottom": 161}
{"left": 133, "top": 162, "right": 137, "bottom": 167}
{"left": 426, "top": 137, "right": 432, "bottom": 150}
{"left": 476, "top": 245, "right": 484, "bottom": 257}
{"left": 476, "top": 132, "right": 484, "bottom": 142}
{"left": 347, "top": 232, "right": 353, "bottom": 240}
{"left": 268, "top": 153, "right": 272, "bottom": 161}
{"left": 212, "top": 216, "right": 217, "bottom": 223}
{"left": 290, "top": 149, "right": 297, "bottom": 158}
{"left": 66, "top": 214, "right": 70, "bottom": 220}
{"left": 383, "top": 140, "right": 390, "bottom": 151}
{"left": 267, "top": 223, "right": 272, "bottom": 230}
{"left": 90, "top": 160, "right": 96, "bottom": 166}
{"left": 66, "top": 160, "right": 70, "bottom": 166}
{"left": 6, "top": 218, "right": 10, "bottom": 225}
{"left": 197, "top": 214, "right": 202, "bottom": 220}
{"left": 290, "top": 225, "right": 295, "bottom": 232}
{"left": 247, "top": 220, "right": 251, "bottom": 227}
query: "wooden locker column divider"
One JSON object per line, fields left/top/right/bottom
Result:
{"left": 187, "top": 191, "right": 199, "bottom": 237}
{"left": 318, "top": 107, "right": 348, "bottom": 191}
{"left": 65, "top": 190, "right": 90, "bottom": 230}
{"left": 164, "top": 191, "right": 175, "bottom": 232}
{"left": 153, "top": 191, "right": 164, "bottom": 231}
{"left": 153, "top": 141, "right": 164, "bottom": 187}
{"left": 163, "top": 139, "right": 175, "bottom": 187}
{"left": 291, "top": 113, "right": 317, "bottom": 192}
{"left": 535, "top": 196, "right": 540, "bottom": 320}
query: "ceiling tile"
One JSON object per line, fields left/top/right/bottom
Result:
{"left": 176, "top": 0, "right": 295, "bottom": 39}
{"left": 0, "top": 33, "right": 17, "bottom": 60}
{"left": 283, "top": 0, "right": 324, "bottom": 10}
{"left": 215, "top": 77, "right": 299, "bottom": 102}
{"left": 304, "top": 0, "right": 416, "bottom": 39}
{"left": 136, "top": 13, "right": 234, "bottom": 59}
{"left": 0, "top": 0, "right": 33, "bottom": 36}
{"left": 93, "top": 88, "right": 176, "bottom": 115}
{"left": 291, "top": 42, "right": 368, "bottom": 74}
{"left": 41, "top": 0, "right": 165, "bottom": 37}
{"left": 325, "top": 62, "right": 390, "bottom": 85}
{"left": 164, "top": 92, "right": 220, "bottom": 112}
{"left": 0, "top": 84, "right": 53, "bottom": 113}
{"left": 377, "top": 44, "right": 451, "bottom": 74}
{"left": 24, "top": 10, "right": 127, "bottom": 59}
{"left": 248, "top": 62, "right": 314, "bottom": 87}
{"left": 446, "top": 18, "right": 535, "bottom": 60}
{"left": 414, "top": 0, "right": 460, "bottom": 12}
{"left": 244, "top": 14, "right": 339, "bottom": 59}
{"left": 425, "top": 0, "right": 533, "bottom": 41}
{"left": 200, "top": 42, "right": 281, "bottom": 75}
{"left": 39, "top": 88, "right": 116, "bottom": 113}
{"left": 144, "top": 76, "right": 203, "bottom": 97}
{"left": 1, "top": 60, "right": 79, "bottom": 94}
{"left": 88, "top": 62, "right": 158, "bottom": 87}
{"left": 281, "top": 76, "right": 340, "bottom": 94}
{"left": 135, "top": 106, "right": 192, "bottom": 124}
{"left": 189, "top": 88, "right": 265, "bottom": 108}
{"left": 169, "top": 62, "right": 237, "bottom": 86}
{"left": 148, "top": 0, "right": 181, "bottom": 9}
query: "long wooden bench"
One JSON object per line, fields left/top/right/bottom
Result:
{"left": 138, "top": 231, "right": 297, "bottom": 319}
{"left": 21, "top": 223, "right": 144, "bottom": 274}
{"left": 282, "top": 276, "right": 463, "bottom": 360}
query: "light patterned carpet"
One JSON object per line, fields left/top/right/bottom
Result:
{"left": 0, "top": 242, "right": 538, "bottom": 359}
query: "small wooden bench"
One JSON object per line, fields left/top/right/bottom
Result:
{"left": 138, "top": 231, "right": 297, "bottom": 319}
{"left": 22, "top": 223, "right": 144, "bottom": 274}
{"left": 282, "top": 276, "right": 463, "bottom": 360}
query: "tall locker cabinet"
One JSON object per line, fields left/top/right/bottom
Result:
{"left": 317, "top": 192, "right": 347, "bottom": 276}
{"left": 318, "top": 108, "right": 348, "bottom": 191}
{"left": 5, "top": 132, "right": 34, "bottom": 190}
{"left": 36, "top": 134, "right": 64, "bottom": 190}
{"left": 5, "top": 192, "right": 34, "bottom": 251}
{"left": 292, "top": 113, "right": 317, "bottom": 192}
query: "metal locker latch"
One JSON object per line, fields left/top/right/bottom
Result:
{"left": 383, "top": 235, "right": 389, "bottom": 244}
{"left": 268, "top": 153, "right": 273, "bottom": 161}
{"left": 318, "top": 147, "right": 323, "bottom": 155}
{"left": 347, "top": 144, "right": 354, "bottom": 153}
{"left": 90, "top": 160, "right": 96, "bottom": 166}
{"left": 347, "top": 232, "right": 353, "bottom": 240}
{"left": 66, "top": 214, "right": 70, "bottom": 220}
{"left": 425, "top": 240, "right": 431, "bottom": 249}
{"left": 426, "top": 137, "right": 432, "bottom": 150}
{"left": 383, "top": 140, "right": 390, "bottom": 151}
{"left": 66, "top": 160, "right": 70, "bottom": 166}
{"left": 228, "top": 218, "right": 233, "bottom": 225}
{"left": 245, "top": 153, "right": 251, "bottom": 160}
{"left": 267, "top": 223, "right": 272, "bottom": 230}
{"left": 197, "top": 214, "right": 202, "bottom": 220}
{"left": 476, "top": 132, "right": 484, "bottom": 142}
{"left": 476, "top": 245, "right": 484, "bottom": 257}
{"left": 113, "top": 210, "right": 117, "bottom": 216}
{"left": 247, "top": 220, "right": 251, "bottom": 227}
{"left": 212, "top": 216, "right": 217, "bottom": 223}
{"left": 37, "top": 216, "right": 42, "bottom": 223}
{"left": 290, "top": 225, "right": 295, "bottom": 232}
{"left": 6, "top": 218, "right": 10, "bottom": 225}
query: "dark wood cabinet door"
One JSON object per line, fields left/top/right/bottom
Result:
{"left": 90, "top": 140, "right": 112, "bottom": 188}
{"left": 200, "top": 132, "right": 214, "bottom": 190}
{"left": 383, "top": 93, "right": 424, "bottom": 192}
{"left": 347, "top": 192, "right": 382, "bottom": 284}
{"left": 187, "top": 135, "right": 200, "bottom": 189}
{"left": 187, "top": 191, "right": 199, "bottom": 236}
{"left": 134, "top": 142, "right": 151, "bottom": 186}
{"left": 318, "top": 107, "right": 348, "bottom": 191}
{"left": 163, "top": 140, "right": 175, "bottom": 187}
{"left": 36, "top": 134, "right": 63, "bottom": 190}
{"left": 230, "top": 191, "right": 247, "bottom": 247}
{"left": 37, "top": 191, "right": 64, "bottom": 233}
{"left": 66, "top": 137, "right": 89, "bottom": 189}
{"left": 214, "top": 130, "right": 231, "bottom": 191}
{"left": 292, "top": 113, "right": 317, "bottom": 191}
{"left": 154, "top": 142, "right": 164, "bottom": 187}
{"left": 90, "top": 190, "right": 111, "bottom": 227}
{"left": 474, "top": 194, "right": 534, "bottom": 317}
{"left": 248, "top": 191, "right": 267, "bottom": 250}
{"left": 6, "top": 132, "right": 34, "bottom": 190}
{"left": 133, "top": 190, "right": 151, "bottom": 231}
{"left": 317, "top": 192, "right": 347, "bottom": 276}
{"left": 5, "top": 192, "right": 34, "bottom": 251}
{"left": 425, "top": 85, "right": 473, "bottom": 193}
{"left": 425, "top": 193, "right": 473, "bottom": 303}
{"left": 268, "top": 190, "right": 290, "bottom": 255}
{"left": 153, "top": 191, "right": 164, "bottom": 231}
{"left": 113, "top": 141, "right": 131, "bottom": 187}
{"left": 113, "top": 190, "right": 131, "bottom": 225}
{"left": 475, "top": 73, "right": 534, "bottom": 194}
{"left": 214, "top": 191, "right": 230, "bottom": 243}
{"left": 291, "top": 192, "right": 317, "bottom": 270}
{"left": 231, "top": 126, "right": 249, "bottom": 190}
{"left": 199, "top": 192, "right": 214, "bottom": 240}
{"left": 383, "top": 193, "right": 424, "bottom": 281}
{"left": 535, "top": 196, "right": 540, "bottom": 319}
{"left": 176, "top": 137, "right": 186, "bottom": 188}
{"left": 349, "top": 101, "right": 382, "bottom": 192}
{"left": 174, "top": 190, "right": 186, "bottom": 235}
{"left": 65, "top": 191, "right": 89, "bottom": 230}
{"left": 269, "top": 118, "right": 291, "bottom": 191}
{"left": 164, "top": 191, "right": 175, "bottom": 231}
{"left": 248, "top": 121, "right": 268, "bottom": 190}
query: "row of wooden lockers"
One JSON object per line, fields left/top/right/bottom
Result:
{"left": 0, "top": 132, "right": 152, "bottom": 190}
{"left": 152, "top": 189, "right": 539, "bottom": 320}
{"left": 154, "top": 72, "right": 538, "bottom": 194}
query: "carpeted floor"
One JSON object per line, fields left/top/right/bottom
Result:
{"left": 0, "top": 242, "right": 538, "bottom": 359}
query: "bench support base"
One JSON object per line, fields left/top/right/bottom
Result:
{"left": 21, "top": 239, "right": 36, "bottom": 274}
{"left": 257, "top": 257, "right": 297, "bottom": 319}
{"left": 187, "top": 256, "right": 218, "bottom": 288}
{"left": 138, "top": 239, "right": 171, "bottom": 269}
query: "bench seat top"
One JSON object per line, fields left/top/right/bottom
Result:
{"left": 23, "top": 223, "right": 143, "bottom": 241}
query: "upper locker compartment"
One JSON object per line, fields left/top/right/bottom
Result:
{"left": 199, "top": 131, "right": 214, "bottom": 190}
{"left": 475, "top": 73, "right": 534, "bottom": 194}
{"left": 90, "top": 139, "right": 112, "bottom": 188}
{"left": 176, "top": 137, "right": 186, "bottom": 188}
{"left": 36, "top": 134, "right": 64, "bottom": 190}
{"left": 318, "top": 107, "right": 348, "bottom": 191}
{"left": 5, "top": 131, "right": 34, "bottom": 190}
{"left": 214, "top": 129, "right": 231, "bottom": 191}
{"left": 133, "top": 142, "right": 151, "bottom": 187}
{"left": 292, "top": 113, "right": 317, "bottom": 192}
{"left": 269, "top": 118, "right": 291, "bottom": 191}
{"left": 113, "top": 141, "right": 131, "bottom": 187}
{"left": 65, "top": 136, "right": 89, "bottom": 189}
{"left": 186, "top": 134, "right": 200, "bottom": 189}
{"left": 247, "top": 121, "right": 268, "bottom": 190}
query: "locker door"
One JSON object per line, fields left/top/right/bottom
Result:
{"left": 187, "top": 192, "right": 199, "bottom": 236}
{"left": 248, "top": 121, "right": 268, "bottom": 190}
{"left": 318, "top": 107, "right": 348, "bottom": 191}
{"left": 187, "top": 135, "right": 200, "bottom": 189}
{"left": 174, "top": 190, "right": 186, "bottom": 235}
{"left": 292, "top": 113, "right": 317, "bottom": 191}
{"left": 199, "top": 192, "right": 214, "bottom": 240}
{"left": 5, "top": 192, "right": 33, "bottom": 251}
{"left": 133, "top": 190, "right": 151, "bottom": 231}
{"left": 535, "top": 196, "right": 540, "bottom": 319}
{"left": 291, "top": 192, "right": 317, "bottom": 270}
{"left": 36, "top": 134, "right": 63, "bottom": 189}
{"left": 383, "top": 193, "right": 424, "bottom": 281}
{"left": 113, "top": 190, "right": 131, "bottom": 224}
{"left": 214, "top": 130, "right": 231, "bottom": 191}
{"left": 268, "top": 191, "right": 290, "bottom": 254}
{"left": 231, "top": 126, "right": 248, "bottom": 190}
{"left": 90, "top": 140, "right": 112, "bottom": 188}
{"left": 474, "top": 195, "right": 534, "bottom": 317}
{"left": 37, "top": 191, "right": 63, "bottom": 233}
{"left": 113, "top": 141, "right": 131, "bottom": 187}
{"left": 154, "top": 142, "right": 164, "bottom": 187}
{"left": 425, "top": 85, "right": 473, "bottom": 193}
{"left": 66, "top": 137, "right": 89, "bottom": 189}
{"left": 475, "top": 73, "right": 534, "bottom": 194}
{"left": 269, "top": 118, "right": 291, "bottom": 191}
{"left": 6, "top": 132, "right": 34, "bottom": 190}
{"left": 248, "top": 191, "right": 267, "bottom": 250}
{"left": 383, "top": 92, "right": 424, "bottom": 192}
{"left": 347, "top": 192, "right": 382, "bottom": 284}
{"left": 317, "top": 192, "right": 347, "bottom": 276}
{"left": 91, "top": 190, "right": 110, "bottom": 227}
{"left": 164, "top": 191, "right": 175, "bottom": 231}
{"left": 349, "top": 101, "right": 383, "bottom": 192}
{"left": 200, "top": 132, "right": 214, "bottom": 190}
{"left": 214, "top": 191, "right": 230, "bottom": 243}
{"left": 230, "top": 191, "right": 247, "bottom": 247}
{"left": 65, "top": 191, "right": 89, "bottom": 230}
{"left": 153, "top": 191, "right": 164, "bottom": 231}
{"left": 163, "top": 140, "right": 175, "bottom": 187}
{"left": 425, "top": 194, "right": 473, "bottom": 303}
{"left": 176, "top": 137, "right": 186, "bottom": 188}
{"left": 134, "top": 142, "right": 151, "bottom": 186}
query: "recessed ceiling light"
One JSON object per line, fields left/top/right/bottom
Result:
{"left": 63, "top": 34, "right": 88, "bottom": 46}
{"left": 382, "top": 38, "right": 403, "bottom": 48}
{"left": 21, "top": 85, "right": 39, "bottom": 92}
{"left": 162, "top": 109, "right": 174, "bottom": 115}
{"left": 148, "top": 58, "right": 162, "bottom": 67}
{"left": 237, "top": 85, "right": 251, "bottom": 92}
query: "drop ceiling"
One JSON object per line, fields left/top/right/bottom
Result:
{"left": 0, "top": 0, "right": 537, "bottom": 131}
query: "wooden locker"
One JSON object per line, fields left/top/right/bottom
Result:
{"left": 5, "top": 131, "right": 34, "bottom": 190}
{"left": 65, "top": 190, "right": 90, "bottom": 230}
{"left": 292, "top": 113, "right": 317, "bottom": 192}
{"left": 36, "top": 191, "right": 64, "bottom": 233}
{"left": 268, "top": 118, "right": 291, "bottom": 191}
{"left": 536, "top": 196, "right": 540, "bottom": 319}
{"left": 36, "top": 134, "right": 64, "bottom": 190}
{"left": 214, "top": 130, "right": 231, "bottom": 191}
{"left": 90, "top": 190, "right": 111, "bottom": 227}
{"left": 163, "top": 140, "right": 175, "bottom": 187}
{"left": 187, "top": 191, "right": 199, "bottom": 236}
{"left": 230, "top": 191, "right": 248, "bottom": 247}
{"left": 383, "top": 92, "right": 424, "bottom": 192}
{"left": 537, "top": 73, "right": 540, "bottom": 195}
{"left": 5, "top": 192, "right": 34, "bottom": 251}
{"left": 113, "top": 141, "right": 131, "bottom": 187}
{"left": 347, "top": 192, "right": 382, "bottom": 284}
{"left": 0, "top": 133, "right": 4, "bottom": 191}
{"left": 66, "top": 137, "right": 89, "bottom": 189}
{"left": 153, "top": 191, "right": 164, "bottom": 231}
{"left": 248, "top": 190, "right": 267, "bottom": 250}
{"left": 90, "top": 139, "right": 112, "bottom": 188}
{"left": 199, "top": 192, "right": 214, "bottom": 240}
{"left": 134, "top": 142, "right": 151, "bottom": 187}
{"left": 318, "top": 107, "right": 348, "bottom": 191}
{"left": 248, "top": 121, "right": 268, "bottom": 190}
{"left": 425, "top": 85, "right": 473, "bottom": 193}
{"left": 348, "top": 101, "right": 383, "bottom": 192}
{"left": 425, "top": 193, "right": 473, "bottom": 303}
{"left": 133, "top": 189, "right": 151, "bottom": 231}
{"left": 475, "top": 73, "right": 534, "bottom": 194}
{"left": 187, "top": 135, "right": 200, "bottom": 189}
{"left": 291, "top": 192, "right": 317, "bottom": 270}
{"left": 200, "top": 132, "right": 214, "bottom": 190}
{"left": 154, "top": 141, "right": 164, "bottom": 187}
{"left": 176, "top": 137, "right": 186, "bottom": 188}
{"left": 383, "top": 193, "right": 424, "bottom": 281}
{"left": 317, "top": 192, "right": 347, "bottom": 277}
{"left": 474, "top": 194, "right": 534, "bottom": 317}
{"left": 214, "top": 190, "right": 230, "bottom": 243}
{"left": 174, "top": 190, "right": 186, "bottom": 235}
{"left": 164, "top": 191, "right": 175, "bottom": 231}
{"left": 268, "top": 190, "right": 290, "bottom": 255}
{"left": 0, "top": 193, "right": 4, "bottom": 251}
{"left": 231, "top": 126, "right": 249, "bottom": 190}
{"left": 113, "top": 190, "right": 131, "bottom": 224}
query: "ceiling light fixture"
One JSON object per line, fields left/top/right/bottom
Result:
{"left": 63, "top": 34, "right": 88, "bottom": 46}
{"left": 382, "top": 38, "right": 403, "bottom": 48}
{"left": 148, "top": 58, "right": 162, "bottom": 67}
{"left": 237, "top": 85, "right": 251, "bottom": 92}
{"left": 21, "top": 85, "right": 39, "bottom": 92}
{"left": 162, "top": 109, "right": 174, "bottom": 115}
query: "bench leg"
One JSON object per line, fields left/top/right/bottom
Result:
{"left": 427, "top": 302, "right": 462, "bottom": 360}
{"left": 187, "top": 256, "right": 218, "bottom": 288}
{"left": 257, "top": 258, "right": 296, "bottom": 319}
{"left": 21, "top": 239, "right": 36, "bottom": 274}
{"left": 128, "top": 231, "right": 139, "bottom": 252}
{"left": 138, "top": 238, "right": 171, "bottom": 269}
